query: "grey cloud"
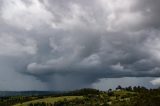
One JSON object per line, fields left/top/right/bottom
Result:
{"left": 0, "top": 0, "right": 160, "bottom": 90}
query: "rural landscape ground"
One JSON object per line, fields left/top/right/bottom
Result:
{"left": 0, "top": 86, "right": 160, "bottom": 106}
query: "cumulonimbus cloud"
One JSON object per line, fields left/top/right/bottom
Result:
{"left": 0, "top": 0, "right": 160, "bottom": 90}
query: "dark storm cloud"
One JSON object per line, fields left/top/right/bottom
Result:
{"left": 133, "top": 0, "right": 160, "bottom": 29}
{"left": 0, "top": 0, "right": 160, "bottom": 90}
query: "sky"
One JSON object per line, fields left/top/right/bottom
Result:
{"left": 0, "top": 0, "right": 160, "bottom": 91}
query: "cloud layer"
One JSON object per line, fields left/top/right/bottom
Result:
{"left": 0, "top": 0, "right": 160, "bottom": 90}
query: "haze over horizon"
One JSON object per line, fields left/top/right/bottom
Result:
{"left": 0, "top": 0, "right": 160, "bottom": 91}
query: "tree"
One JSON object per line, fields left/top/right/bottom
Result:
{"left": 116, "top": 85, "right": 122, "bottom": 90}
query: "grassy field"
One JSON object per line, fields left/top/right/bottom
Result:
{"left": 13, "top": 96, "right": 83, "bottom": 106}
{"left": 13, "top": 90, "right": 135, "bottom": 106}
{"left": 0, "top": 88, "right": 159, "bottom": 106}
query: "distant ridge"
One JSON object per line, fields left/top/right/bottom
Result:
{"left": 0, "top": 91, "right": 61, "bottom": 97}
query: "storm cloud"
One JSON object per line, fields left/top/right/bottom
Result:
{"left": 0, "top": 0, "right": 160, "bottom": 90}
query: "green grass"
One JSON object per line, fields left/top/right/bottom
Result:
{"left": 13, "top": 96, "right": 83, "bottom": 106}
{"left": 108, "top": 90, "right": 137, "bottom": 105}
{"left": 113, "top": 90, "right": 136, "bottom": 95}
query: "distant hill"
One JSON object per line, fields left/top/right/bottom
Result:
{"left": 0, "top": 88, "right": 100, "bottom": 97}
{"left": 0, "top": 91, "right": 61, "bottom": 97}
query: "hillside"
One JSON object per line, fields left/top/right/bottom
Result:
{"left": 0, "top": 87, "right": 160, "bottom": 106}
{"left": 13, "top": 96, "right": 83, "bottom": 106}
